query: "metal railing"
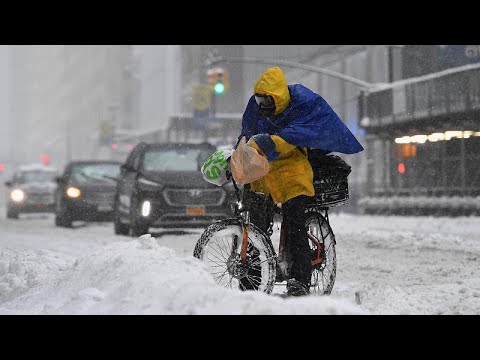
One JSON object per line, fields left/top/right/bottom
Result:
{"left": 359, "top": 64, "right": 480, "bottom": 130}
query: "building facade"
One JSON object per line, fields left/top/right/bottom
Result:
{"left": 8, "top": 45, "right": 33, "bottom": 168}
{"left": 26, "top": 45, "right": 136, "bottom": 169}
{"left": 178, "top": 45, "right": 391, "bottom": 213}
{"left": 359, "top": 45, "right": 480, "bottom": 216}
{"left": 134, "top": 45, "right": 182, "bottom": 136}
{"left": 0, "top": 46, "right": 10, "bottom": 177}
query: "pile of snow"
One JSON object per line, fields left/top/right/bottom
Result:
{"left": 0, "top": 234, "right": 367, "bottom": 315}
{"left": 0, "top": 248, "right": 74, "bottom": 304}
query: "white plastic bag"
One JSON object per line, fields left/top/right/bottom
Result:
{"left": 230, "top": 137, "right": 270, "bottom": 185}
{"left": 201, "top": 148, "right": 233, "bottom": 186}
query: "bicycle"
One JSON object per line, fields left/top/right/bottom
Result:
{"left": 193, "top": 151, "right": 351, "bottom": 296}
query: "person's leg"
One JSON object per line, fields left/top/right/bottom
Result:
{"left": 238, "top": 190, "right": 274, "bottom": 291}
{"left": 282, "top": 195, "right": 311, "bottom": 295}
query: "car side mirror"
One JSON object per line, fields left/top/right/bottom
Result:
{"left": 4, "top": 181, "right": 12, "bottom": 187}
{"left": 55, "top": 176, "right": 65, "bottom": 184}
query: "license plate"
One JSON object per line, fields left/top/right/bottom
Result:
{"left": 186, "top": 207, "right": 205, "bottom": 216}
{"left": 98, "top": 205, "right": 113, "bottom": 212}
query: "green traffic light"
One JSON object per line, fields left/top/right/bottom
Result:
{"left": 214, "top": 82, "right": 225, "bottom": 94}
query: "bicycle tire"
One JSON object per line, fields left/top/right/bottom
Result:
{"left": 305, "top": 207, "right": 337, "bottom": 295}
{"left": 193, "top": 218, "right": 277, "bottom": 294}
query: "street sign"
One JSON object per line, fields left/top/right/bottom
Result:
{"left": 193, "top": 84, "right": 212, "bottom": 111}
{"left": 193, "top": 84, "right": 212, "bottom": 131}
{"left": 99, "top": 119, "right": 114, "bottom": 145}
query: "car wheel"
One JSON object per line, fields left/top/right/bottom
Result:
{"left": 114, "top": 211, "right": 130, "bottom": 235}
{"left": 131, "top": 220, "right": 149, "bottom": 238}
{"left": 7, "top": 208, "right": 19, "bottom": 219}
{"left": 130, "top": 196, "right": 149, "bottom": 237}
{"left": 55, "top": 200, "right": 73, "bottom": 228}
{"left": 55, "top": 213, "right": 73, "bottom": 228}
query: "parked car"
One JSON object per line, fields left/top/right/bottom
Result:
{"left": 4, "top": 163, "right": 58, "bottom": 219}
{"left": 54, "top": 160, "right": 122, "bottom": 227}
{"left": 113, "top": 142, "right": 236, "bottom": 237}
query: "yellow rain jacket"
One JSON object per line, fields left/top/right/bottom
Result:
{"left": 244, "top": 67, "right": 314, "bottom": 205}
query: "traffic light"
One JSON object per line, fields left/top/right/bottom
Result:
{"left": 214, "top": 72, "right": 225, "bottom": 95}
{"left": 207, "top": 67, "right": 229, "bottom": 95}
{"left": 41, "top": 155, "right": 50, "bottom": 165}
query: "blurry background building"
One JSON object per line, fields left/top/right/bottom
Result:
{"left": 1, "top": 45, "right": 386, "bottom": 214}
{"left": 3, "top": 45, "right": 479, "bottom": 215}
{"left": 359, "top": 45, "right": 480, "bottom": 216}
{"left": 177, "top": 45, "right": 382, "bottom": 213}
{"left": 8, "top": 45, "right": 33, "bottom": 169}
{"left": 121, "top": 45, "right": 182, "bottom": 150}
{"left": 0, "top": 46, "right": 10, "bottom": 179}
{"left": 3, "top": 45, "right": 139, "bottom": 171}
{"left": 32, "top": 45, "right": 138, "bottom": 167}
{"left": 135, "top": 45, "right": 181, "bottom": 132}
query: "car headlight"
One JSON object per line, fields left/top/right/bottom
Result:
{"left": 66, "top": 186, "right": 81, "bottom": 198}
{"left": 10, "top": 189, "right": 25, "bottom": 202}
{"left": 141, "top": 200, "right": 151, "bottom": 217}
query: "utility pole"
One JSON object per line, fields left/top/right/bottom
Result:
{"left": 203, "top": 46, "right": 405, "bottom": 90}
{"left": 205, "top": 55, "right": 377, "bottom": 91}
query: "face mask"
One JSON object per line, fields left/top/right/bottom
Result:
{"left": 259, "top": 106, "right": 275, "bottom": 117}
{"left": 255, "top": 94, "right": 275, "bottom": 117}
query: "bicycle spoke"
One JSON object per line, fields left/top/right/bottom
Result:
{"left": 205, "top": 250, "right": 228, "bottom": 266}
{"left": 243, "top": 274, "right": 262, "bottom": 289}
{"left": 304, "top": 210, "right": 337, "bottom": 295}
{"left": 204, "top": 236, "right": 235, "bottom": 287}
{"left": 212, "top": 269, "right": 231, "bottom": 284}
{"left": 206, "top": 262, "right": 229, "bottom": 270}
{"left": 250, "top": 256, "right": 275, "bottom": 267}
{"left": 205, "top": 236, "right": 235, "bottom": 265}
{"left": 195, "top": 220, "right": 277, "bottom": 294}
{"left": 247, "top": 241, "right": 275, "bottom": 267}
{"left": 216, "top": 236, "right": 230, "bottom": 260}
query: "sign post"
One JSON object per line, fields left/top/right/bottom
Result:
{"left": 192, "top": 84, "right": 212, "bottom": 139}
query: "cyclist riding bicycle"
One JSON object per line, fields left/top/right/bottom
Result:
{"left": 203, "top": 66, "right": 364, "bottom": 296}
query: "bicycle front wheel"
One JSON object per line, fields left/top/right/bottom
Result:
{"left": 305, "top": 207, "right": 337, "bottom": 295}
{"left": 193, "top": 218, "right": 277, "bottom": 294}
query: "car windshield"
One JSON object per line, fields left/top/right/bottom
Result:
{"left": 18, "top": 170, "right": 57, "bottom": 183}
{"left": 71, "top": 163, "right": 120, "bottom": 184}
{"left": 142, "top": 148, "right": 213, "bottom": 172}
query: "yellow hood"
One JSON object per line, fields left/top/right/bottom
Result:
{"left": 253, "top": 67, "right": 290, "bottom": 115}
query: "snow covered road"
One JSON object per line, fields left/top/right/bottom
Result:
{"left": 1, "top": 210, "right": 479, "bottom": 314}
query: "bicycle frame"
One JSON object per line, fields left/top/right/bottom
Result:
{"left": 228, "top": 171, "right": 327, "bottom": 276}
{"left": 195, "top": 157, "right": 343, "bottom": 294}
{"left": 229, "top": 172, "right": 252, "bottom": 265}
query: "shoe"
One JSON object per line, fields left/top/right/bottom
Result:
{"left": 286, "top": 278, "right": 310, "bottom": 296}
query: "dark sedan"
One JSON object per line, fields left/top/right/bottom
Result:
{"left": 54, "top": 160, "right": 122, "bottom": 227}
{"left": 113, "top": 142, "right": 236, "bottom": 237}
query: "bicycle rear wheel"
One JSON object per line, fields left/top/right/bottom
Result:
{"left": 193, "top": 218, "right": 277, "bottom": 294}
{"left": 305, "top": 207, "right": 337, "bottom": 295}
